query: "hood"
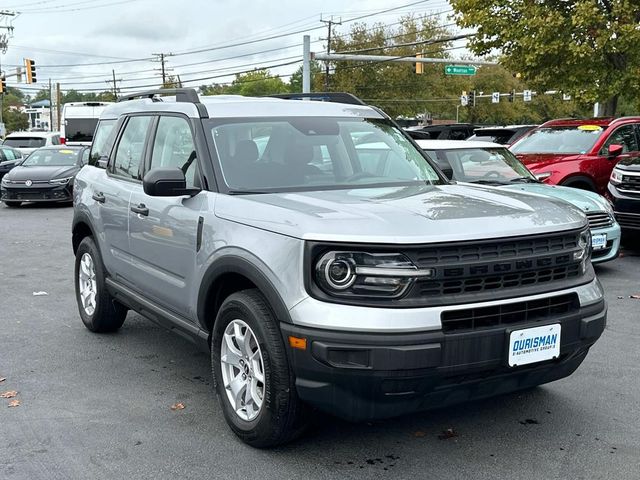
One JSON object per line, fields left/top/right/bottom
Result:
{"left": 14, "top": 147, "right": 38, "bottom": 156}
{"left": 6, "top": 164, "right": 79, "bottom": 181}
{"left": 214, "top": 184, "right": 587, "bottom": 244}
{"left": 615, "top": 157, "right": 640, "bottom": 172}
{"left": 514, "top": 153, "right": 583, "bottom": 170}
{"left": 502, "top": 183, "right": 609, "bottom": 213}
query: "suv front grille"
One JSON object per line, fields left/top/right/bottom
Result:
{"left": 618, "top": 173, "right": 640, "bottom": 193}
{"left": 585, "top": 211, "right": 613, "bottom": 229}
{"left": 403, "top": 231, "right": 583, "bottom": 299}
{"left": 441, "top": 293, "right": 579, "bottom": 333}
{"left": 615, "top": 212, "right": 640, "bottom": 229}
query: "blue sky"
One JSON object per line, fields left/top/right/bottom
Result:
{"left": 0, "top": 0, "right": 454, "bottom": 95}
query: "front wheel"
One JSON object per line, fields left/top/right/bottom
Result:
{"left": 211, "top": 289, "right": 308, "bottom": 448}
{"left": 74, "top": 237, "right": 127, "bottom": 333}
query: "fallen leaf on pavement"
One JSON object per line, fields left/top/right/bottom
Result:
{"left": 0, "top": 377, "right": 5, "bottom": 383}
{"left": 0, "top": 391, "right": 17, "bottom": 399}
{"left": 630, "top": 294, "right": 640, "bottom": 299}
{"left": 8, "top": 400, "right": 20, "bottom": 408}
{"left": 170, "top": 402, "right": 185, "bottom": 411}
{"left": 413, "top": 431, "right": 426, "bottom": 437}
{"left": 32, "top": 291, "right": 48, "bottom": 296}
{"left": 438, "top": 428, "right": 458, "bottom": 440}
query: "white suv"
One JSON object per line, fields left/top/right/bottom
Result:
{"left": 3, "top": 131, "right": 61, "bottom": 157}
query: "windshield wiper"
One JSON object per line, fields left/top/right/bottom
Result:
{"left": 468, "top": 179, "right": 507, "bottom": 185}
{"left": 509, "top": 177, "right": 540, "bottom": 184}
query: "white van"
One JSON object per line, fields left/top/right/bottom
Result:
{"left": 61, "top": 102, "right": 113, "bottom": 145}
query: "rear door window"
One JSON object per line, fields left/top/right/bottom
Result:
{"left": 111, "top": 116, "right": 152, "bottom": 180}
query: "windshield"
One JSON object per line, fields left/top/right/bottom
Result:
{"left": 511, "top": 126, "right": 604, "bottom": 154}
{"left": 424, "top": 147, "right": 535, "bottom": 184}
{"left": 4, "top": 137, "right": 46, "bottom": 148}
{"left": 208, "top": 117, "right": 442, "bottom": 192}
{"left": 22, "top": 148, "right": 81, "bottom": 167}
{"left": 65, "top": 118, "right": 99, "bottom": 142}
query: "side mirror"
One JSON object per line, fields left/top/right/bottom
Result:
{"left": 143, "top": 168, "right": 200, "bottom": 197}
{"left": 97, "top": 155, "right": 109, "bottom": 169}
{"left": 608, "top": 144, "right": 624, "bottom": 158}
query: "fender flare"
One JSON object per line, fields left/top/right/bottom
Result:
{"left": 71, "top": 210, "right": 99, "bottom": 254}
{"left": 196, "top": 255, "right": 293, "bottom": 331}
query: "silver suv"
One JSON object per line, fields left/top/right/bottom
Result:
{"left": 72, "top": 89, "right": 606, "bottom": 447}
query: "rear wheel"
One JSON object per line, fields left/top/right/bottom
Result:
{"left": 3, "top": 201, "right": 21, "bottom": 208}
{"left": 74, "top": 237, "right": 127, "bottom": 333}
{"left": 211, "top": 289, "right": 308, "bottom": 448}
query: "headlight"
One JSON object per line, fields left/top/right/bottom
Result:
{"left": 315, "top": 251, "right": 434, "bottom": 298}
{"left": 601, "top": 199, "right": 615, "bottom": 217}
{"left": 609, "top": 168, "right": 623, "bottom": 185}
{"left": 1, "top": 176, "right": 10, "bottom": 185}
{"left": 49, "top": 176, "right": 73, "bottom": 185}
{"left": 574, "top": 229, "right": 592, "bottom": 274}
{"left": 535, "top": 171, "right": 552, "bottom": 181}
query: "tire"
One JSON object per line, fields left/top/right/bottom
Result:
{"left": 3, "top": 201, "right": 21, "bottom": 208}
{"left": 74, "top": 236, "right": 127, "bottom": 333}
{"left": 211, "top": 289, "right": 308, "bottom": 448}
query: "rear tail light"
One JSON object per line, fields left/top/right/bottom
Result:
{"left": 60, "top": 137, "right": 66, "bottom": 144}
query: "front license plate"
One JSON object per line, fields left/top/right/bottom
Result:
{"left": 508, "top": 324, "right": 561, "bottom": 367}
{"left": 591, "top": 233, "right": 607, "bottom": 250}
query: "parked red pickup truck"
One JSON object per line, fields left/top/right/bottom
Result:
{"left": 510, "top": 117, "right": 640, "bottom": 194}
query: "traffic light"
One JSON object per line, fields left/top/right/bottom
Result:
{"left": 25, "top": 58, "right": 36, "bottom": 84}
{"left": 414, "top": 53, "right": 423, "bottom": 75}
{"left": 0, "top": 76, "right": 5, "bottom": 95}
{"left": 468, "top": 90, "right": 476, "bottom": 107}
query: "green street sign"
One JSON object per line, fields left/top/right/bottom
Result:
{"left": 445, "top": 65, "right": 477, "bottom": 76}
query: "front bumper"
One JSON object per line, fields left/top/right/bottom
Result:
{"left": 608, "top": 183, "right": 640, "bottom": 231}
{"left": 282, "top": 281, "right": 606, "bottom": 421}
{"left": 1, "top": 184, "right": 73, "bottom": 203}
{"left": 590, "top": 224, "right": 621, "bottom": 264}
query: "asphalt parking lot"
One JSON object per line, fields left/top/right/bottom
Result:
{"left": 1, "top": 203, "right": 639, "bottom": 480}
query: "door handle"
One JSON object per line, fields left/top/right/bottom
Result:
{"left": 131, "top": 203, "right": 149, "bottom": 216}
{"left": 92, "top": 192, "right": 105, "bottom": 203}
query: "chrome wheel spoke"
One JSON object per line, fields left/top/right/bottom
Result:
{"left": 78, "top": 253, "right": 97, "bottom": 316}
{"left": 220, "top": 319, "right": 266, "bottom": 421}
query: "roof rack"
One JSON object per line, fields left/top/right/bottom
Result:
{"left": 268, "top": 92, "right": 367, "bottom": 106}
{"left": 117, "top": 88, "right": 208, "bottom": 118}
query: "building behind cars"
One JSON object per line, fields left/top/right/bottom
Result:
{"left": 61, "top": 101, "right": 113, "bottom": 146}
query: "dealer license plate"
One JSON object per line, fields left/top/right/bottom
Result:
{"left": 508, "top": 324, "right": 561, "bottom": 367}
{"left": 591, "top": 233, "right": 607, "bottom": 250}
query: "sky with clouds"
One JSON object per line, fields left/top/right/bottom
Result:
{"left": 0, "top": 0, "right": 455, "bottom": 95}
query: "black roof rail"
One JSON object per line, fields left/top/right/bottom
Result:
{"left": 268, "top": 92, "right": 367, "bottom": 106}
{"left": 117, "top": 88, "right": 208, "bottom": 118}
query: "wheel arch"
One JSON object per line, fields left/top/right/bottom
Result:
{"left": 72, "top": 212, "right": 98, "bottom": 254}
{"left": 559, "top": 174, "right": 598, "bottom": 192}
{"left": 197, "top": 255, "right": 293, "bottom": 334}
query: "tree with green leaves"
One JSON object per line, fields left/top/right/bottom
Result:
{"left": 451, "top": 0, "right": 640, "bottom": 115}
{"left": 201, "top": 69, "right": 289, "bottom": 97}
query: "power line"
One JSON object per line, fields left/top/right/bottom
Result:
{"left": 18, "top": 0, "right": 147, "bottom": 14}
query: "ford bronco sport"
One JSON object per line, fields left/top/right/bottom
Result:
{"left": 72, "top": 89, "right": 606, "bottom": 447}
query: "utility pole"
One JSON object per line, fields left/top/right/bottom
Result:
{"left": 0, "top": 10, "right": 17, "bottom": 128}
{"left": 56, "top": 83, "right": 61, "bottom": 131}
{"left": 152, "top": 52, "right": 173, "bottom": 86}
{"left": 302, "top": 35, "right": 311, "bottom": 93}
{"left": 321, "top": 16, "right": 341, "bottom": 91}
{"left": 48, "top": 78, "right": 52, "bottom": 132}
{"left": 106, "top": 69, "right": 122, "bottom": 101}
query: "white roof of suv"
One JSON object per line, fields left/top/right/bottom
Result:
{"left": 5, "top": 131, "right": 60, "bottom": 139}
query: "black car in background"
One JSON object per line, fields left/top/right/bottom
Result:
{"left": 608, "top": 157, "right": 640, "bottom": 236}
{"left": 467, "top": 125, "right": 538, "bottom": 146}
{"left": 0, "top": 146, "right": 24, "bottom": 179}
{"left": 405, "top": 123, "right": 477, "bottom": 140}
{"left": 1, "top": 146, "right": 89, "bottom": 207}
